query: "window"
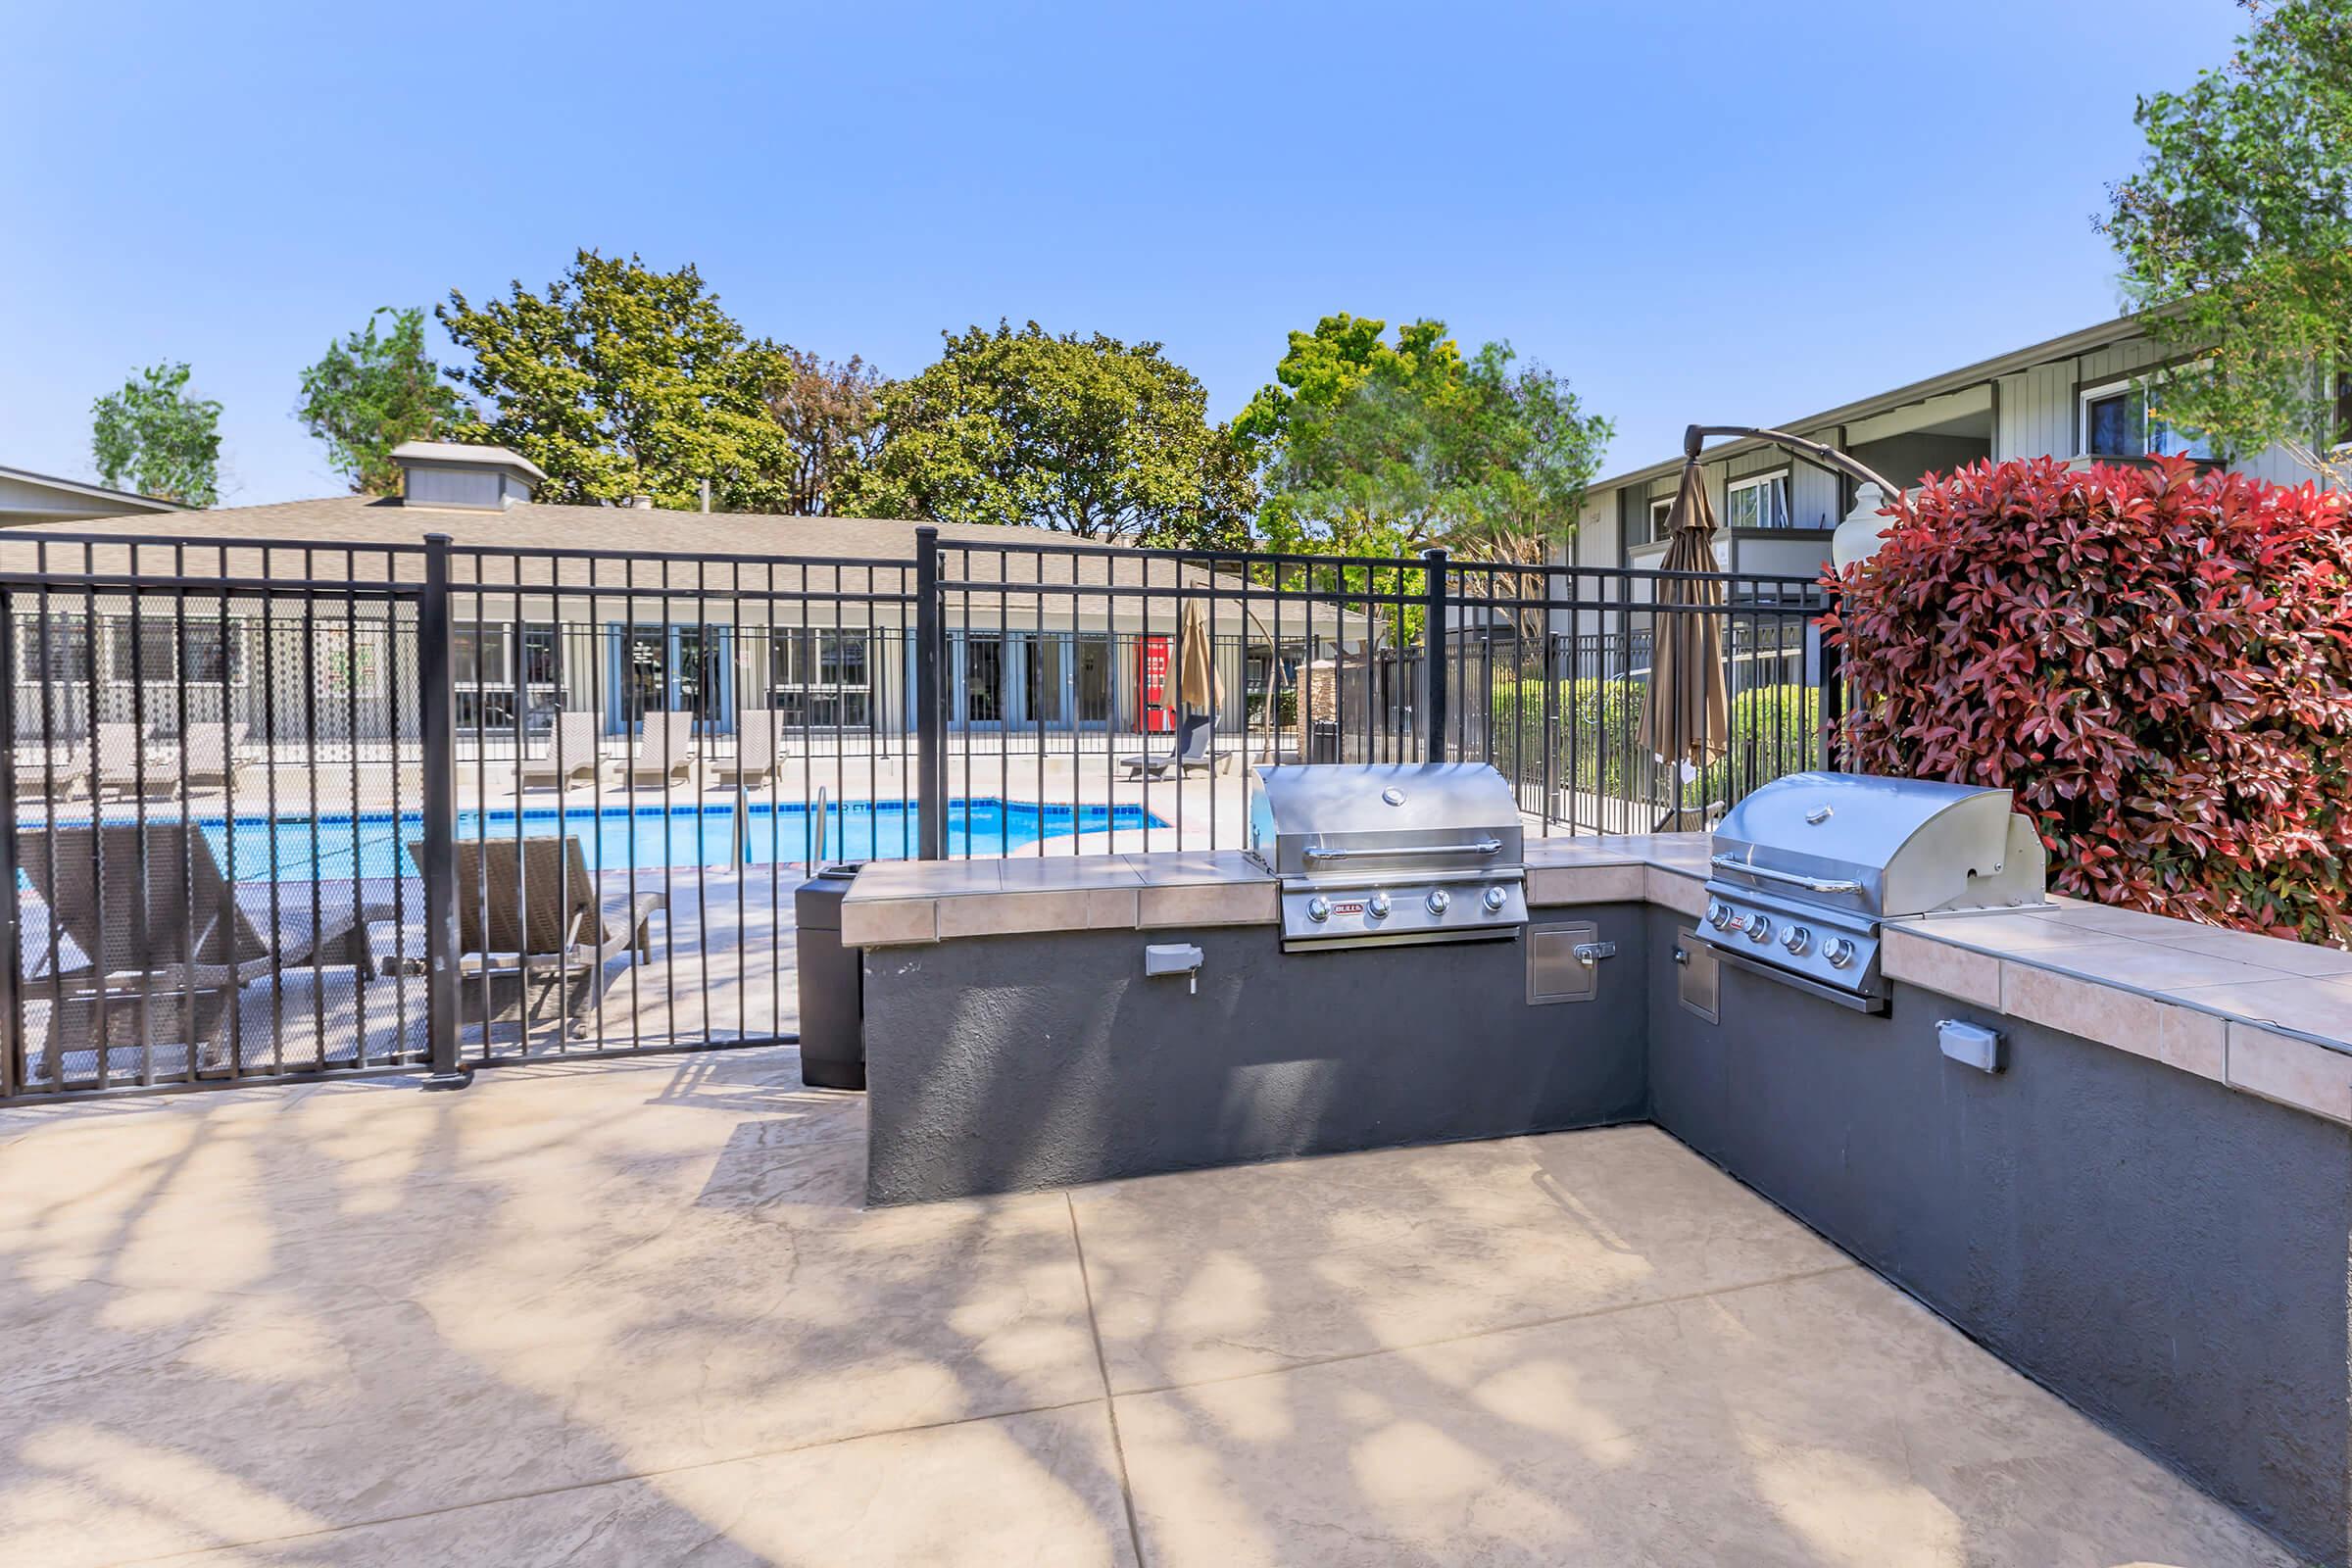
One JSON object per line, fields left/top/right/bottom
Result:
{"left": 1647, "top": 497, "right": 1676, "bottom": 541}
{"left": 1724, "top": 471, "right": 1791, "bottom": 531}
{"left": 769, "top": 628, "right": 875, "bottom": 730}
{"left": 2080, "top": 377, "right": 2211, "bottom": 460}
{"left": 518, "top": 627, "right": 560, "bottom": 688}
{"left": 454, "top": 622, "right": 560, "bottom": 730}
{"left": 17, "top": 614, "right": 90, "bottom": 683}
{"left": 107, "top": 616, "right": 178, "bottom": 682}
{"left": 452, "top": 625, "right": 509, "bottom": 688}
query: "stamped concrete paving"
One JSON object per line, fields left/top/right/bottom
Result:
{"left": 0, "top": 1048, "right": 2292, "bottom": 1567}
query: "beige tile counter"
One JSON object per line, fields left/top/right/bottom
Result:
{"left": 843, "top": 834, "right": 2352, "bottom": 1124}
{"left": 841, "top": 837, "right": 1692, "bottom": 950}
{"left": 1882, "top": 895, "right": 2352, "bottom": 1123}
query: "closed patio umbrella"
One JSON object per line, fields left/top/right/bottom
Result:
{"left": 1176, "top": 598, "right": 1220, "bottom": 714}
{"left": 1638, "top": 456, "right": 1730, "bottom": 830}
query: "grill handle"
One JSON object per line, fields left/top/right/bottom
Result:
{"left": 1302, "top": 839, "right": 1504, "bottom": 864}
{"left": 1709, "top": 853, "right": 1864, "bottom": 896}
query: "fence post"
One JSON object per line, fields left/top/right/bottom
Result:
{"left": 0, "top": 588, "right": 18, "bottom": 1101}
{"left": 1818, "top": 586, "right": 1846, "bottom": 771}
{"left": 914, "top": 526, "right": 947, "bottom": 859}
{"left": 416, "top": 533, "right": 469, "bottom": 1090}
{"left": 1421, "top": 548, "right": 1447, "bottom": 762}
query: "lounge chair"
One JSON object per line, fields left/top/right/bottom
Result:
{"left": 178, "top": 721, "right": 251, "bottom": 792}
{"left": 412, "top": 836, "right": 663, "bottom": 1041}
{"left": 19, "top": 743, "right": 90, "bottom": 802}
{"left": 711, "top": 710, "right": 785, "bottom": 789}
{"left": 627, "top": 710, "right": 697, "bottom": 788}
{"left": 519, "top": 710, "right": 604, "bottom": 789}
{"left": 18, "top": 822, "right": 379, "bottom": 1067}
{"left": 1119, "top": 711, "right": 1217, "bottom": 780}
{"left": 94, "top": 721, "right": 178, "bottom": 802}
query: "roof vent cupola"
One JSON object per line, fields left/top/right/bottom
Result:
{"left": 391, "top": 442, "right": 546, "bottom": 511}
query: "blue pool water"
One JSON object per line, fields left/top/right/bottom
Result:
{"left": 28, "top": 799, "right": 1166, "bottom": 883}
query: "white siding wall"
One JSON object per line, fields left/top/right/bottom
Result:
{"left": 1995, "top": 363, "right": 2074, "bottom": 459}
{"left": 2001, "top": 339, "right": 2332, "bottom": 487}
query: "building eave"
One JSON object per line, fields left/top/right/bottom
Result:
{"left": 0, "top": 464, "right": 187, "bottom": 514}
{"left": 1590, "top": 311, "right": 2157, "bottom": 495}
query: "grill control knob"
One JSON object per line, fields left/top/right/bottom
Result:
{"left": 1745, "top": 914, "right": 1773, "bottom": 945}
{"left": 1781, "top": 925, "right": 1812, "bottom": 956}
{"left": 1482, "top": 885, "right": 1508, "bottom": 913}
{"left": 1366, "top": 893, "right": 1392, "bottom": 920}
{"left": 1705, "top": 900, "right": 1732, "bottom": 929}
{"left": 1306, "top": 895, "right": 1331, "bottom": 923}
{"left": 1425, "top": 889, "right": 1451, "bottom": 915}
{"left": 1822, "top": 937, "right": 1855, "bottom": 968}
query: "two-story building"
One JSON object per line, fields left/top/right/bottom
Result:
{"left": 1563, "top": 313, "right": 2349, "bottom": 588}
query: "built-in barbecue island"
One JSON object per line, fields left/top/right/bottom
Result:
{"left": 843, "top": 764, "right": 2352, "bottom": 1562}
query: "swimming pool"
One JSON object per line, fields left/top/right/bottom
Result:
{"left": 29, "top": 799, "right": 1167, "bottom": 882}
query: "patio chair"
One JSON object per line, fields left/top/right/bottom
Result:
{"left": 519, "top": 710, "right": 605, "bottom": 789}
{"left": 711, "top": 710, "right": 785, "bottom": 789}
{"left": 178, "top": 721, "right": 252, "bottom": 792}
{"left": 18, "top": 741, "right": 90, "bottom": 802}
{"left": 412, "top": 835, "right": 663, "bottom": 1041}
{"left": 1118, "top": 711, "right": 1217, "bottom": 780}
{"left": 18, "top": 822, "right": 378, "bottom": 1066}
{"left": 93, "top": 721, "right": 179, "bottom": 802}
{"left": 627, "top": 710, "right": 697, "bottom": 788}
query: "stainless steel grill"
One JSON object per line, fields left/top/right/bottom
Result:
{"left": 1697, "top": 771, "right": 2048, "bottom": 1012}
{"left": 1249, "top": 762, "right": 1529, "bottom": 953}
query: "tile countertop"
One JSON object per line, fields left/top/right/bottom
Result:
{"left": 839, "top": 833, "right": 2352, "bottom": 1124}
{"left": 837, "top": 833, "right": 1710, "bottom": 949}
{"left": 1879, "top": 896, "right": 2352, "bottom": 1122}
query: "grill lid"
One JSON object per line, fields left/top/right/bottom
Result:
{"left": 1249, "top": 762, "right": 1525, "bottom": 878}
{"left": 1709, "top": 771, "right": 2045, "bottom": 918}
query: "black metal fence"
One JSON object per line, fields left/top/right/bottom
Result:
{"left": 0, "top": 523, "right": 1833, "bottom": 1102}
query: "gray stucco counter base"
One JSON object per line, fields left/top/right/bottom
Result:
{"left": 861, "top": 906, "right": 1648, "bottom": 1206}
{"left": 1643, "top": 905, "right": 2351, "bottom": 1563}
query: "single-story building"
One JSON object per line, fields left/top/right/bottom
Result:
{"left": 3, "top": 443, "right": 1352, "bottom": 748}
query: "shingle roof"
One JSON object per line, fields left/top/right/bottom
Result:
{"left": 0, "top": 494, "right": 1358, "bottom": 636}
{"left": 10, "top": 492, "right": 1070, "bottom": 561}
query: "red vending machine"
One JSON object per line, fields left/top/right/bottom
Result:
{"left": 1139, "top": 636, "right": 1172, "bottom": 732}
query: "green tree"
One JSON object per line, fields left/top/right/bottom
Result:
{"left": 295, "top": 307, "right": 468, "bottom": 495}
{"left": 754, "top": 347, "right": 886, "bottom": 514}
{"left": 1238, "top": 314, "right": 1612, "bottom": 563}
{"left": 2102, "top": 0, "right": 2352, "bottom": 481}
{"left": 90, "top": 362, "right": 221, "bottom": 507}
{"left": 437, "top": 250, "right": 790, "bottom": 510}
{"left": 1236, "top": 314, "right": 1462, "bottom": 560}
{"left": 847, "top": 320, "right": 1257, "bottom": 547}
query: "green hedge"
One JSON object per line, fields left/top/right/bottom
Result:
{"left": 1483, "top": 677, "right": 1822, "bottom": 809}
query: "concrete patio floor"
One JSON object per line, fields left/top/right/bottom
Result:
{"left": 0, "top": 1046, "right": 2292, "bottom": 1567}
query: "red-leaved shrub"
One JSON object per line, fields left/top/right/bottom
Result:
{"left": 1823, "top": 455, "right": 2352, "bottom": 945}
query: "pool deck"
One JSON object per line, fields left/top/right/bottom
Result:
{"left": 0, "top": 1043, "right": 2294, "bottom": 1565}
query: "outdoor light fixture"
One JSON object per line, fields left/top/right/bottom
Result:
{"left": 1831, "top": 483, "right": 1897, "bottom": 572}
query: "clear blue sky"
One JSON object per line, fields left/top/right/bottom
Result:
{"left": 1, "top": 0, "right": 2246, "bottom": 507}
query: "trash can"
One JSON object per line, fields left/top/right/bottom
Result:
{"left": 794, "top": 862, "right": 866, "bottom": 1090}
{"left": 1309, "top": 721, "right": 1340, "bottom": 763}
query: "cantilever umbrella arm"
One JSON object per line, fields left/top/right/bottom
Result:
{"left": 1681, "top": 424, "right": 1904, "bottom": 502}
